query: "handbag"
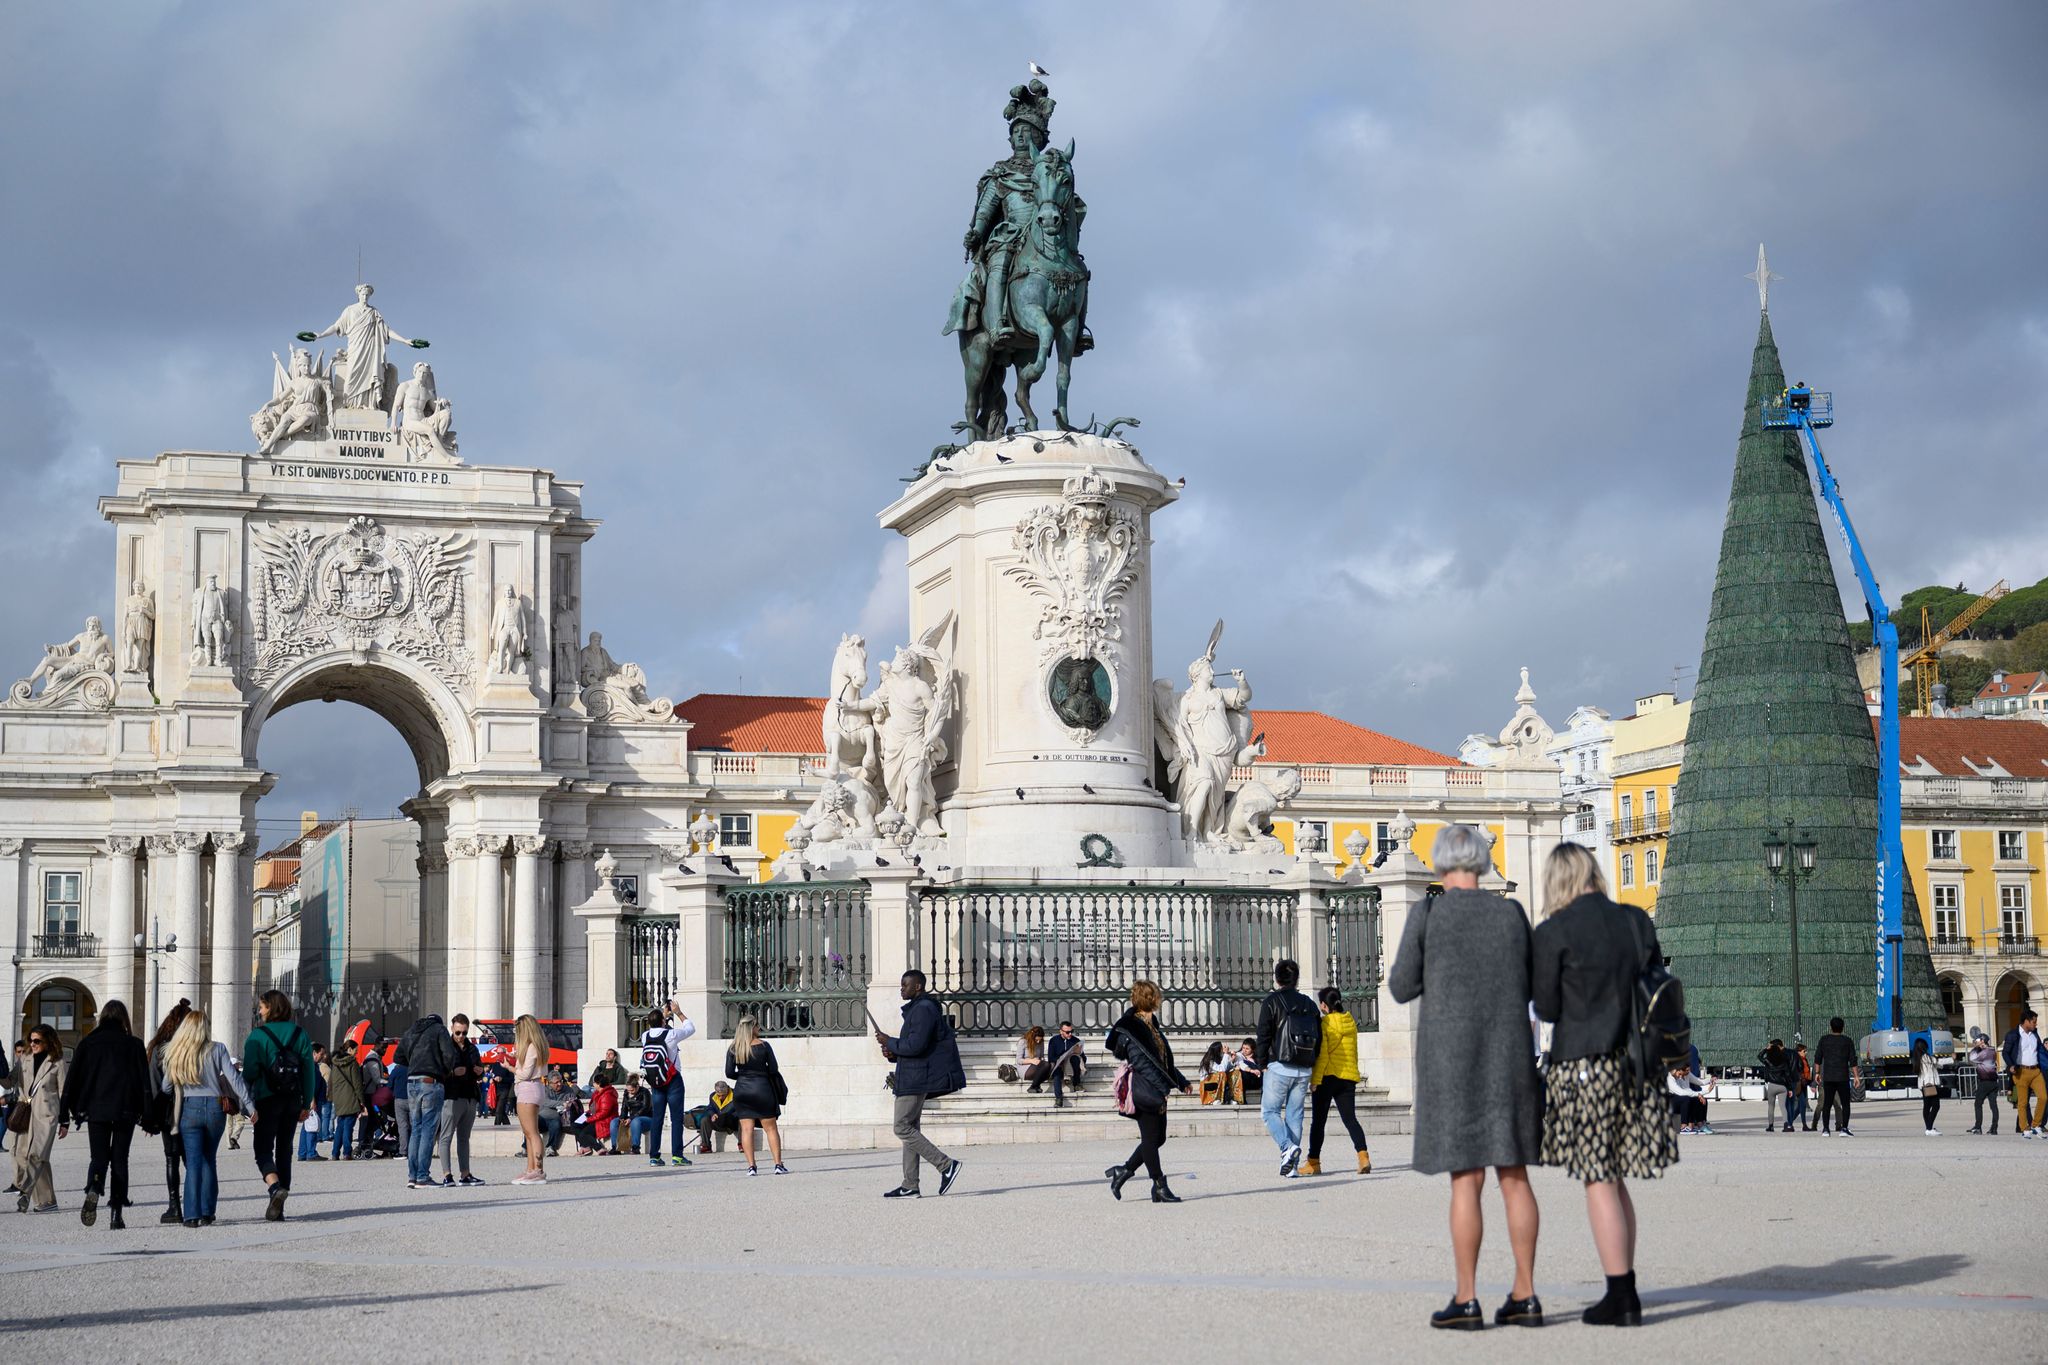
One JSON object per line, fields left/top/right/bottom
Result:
{"left": 1112, "top": 1062, "right": 1136, "bottom": 1116}
{"left": 4, "top": 1101, "right": 28, "bottom": 1135}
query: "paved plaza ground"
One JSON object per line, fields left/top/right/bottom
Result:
{"left": 2, "top": 1095, "right": 2041, "bottom": 1362}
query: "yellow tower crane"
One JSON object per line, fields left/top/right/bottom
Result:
{"left": 1902, "top": 580, "right": 2008, "bottom": 715}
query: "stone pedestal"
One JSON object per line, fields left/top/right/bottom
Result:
{"left": 661, "top": 864, "right": 747, "bottom": 1032}
{"left": 860, "top": 865, "right": 927, "bottom": 1032}
{"left": 573, "top": 874, "right": 631, "bottom": 1064}
{"left": 1359, "top": 846, "right": 1435, "bottom": 1105}
{"left": 877, "top": 433, "right": 1181, "bottom": 868}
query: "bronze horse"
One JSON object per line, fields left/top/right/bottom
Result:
{"left": 958, "top": 142, "right": 1090, "bottom": 438}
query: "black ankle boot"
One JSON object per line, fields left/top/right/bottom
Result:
{"left": 161, "top": 1197, "right": 182, "bottom": 1225}
{"left": 1149, "top": 1180, "right": 1181, "bottom": 1203}
{"left": 1106, "top": 1165, "right": 1133, "bottom": 1201}
{"left": 1581, "top": 1271, "right": 1642, "bottom": 1326}
{"left": 109, "top": 1207, "right": 126, "bottom": 1230}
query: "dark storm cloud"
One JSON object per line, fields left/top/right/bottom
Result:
{"left": 2, "top": 2, "right": 2043, "bottom": 814}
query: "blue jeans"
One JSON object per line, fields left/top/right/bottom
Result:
{"left": 646, "top": 1077, "right": 689, "bottom": 1158}
{"left": 1261, "top": 1063, "right": 1310, "bottom": 1154}
{"left": 332, "top": 1113, "right": 357, "bottom": 1158}
{"left": 318, "top": 1101, "right": 334, "bottom": 1141}
{"left": 178, "top": 1094, "right": 226, "bottom": 1220}
{"left": 405, "top": 1078, "right": 445, "bottom": 1184}
{"left": 628, "top": 1115, "right": 657, "bottom": 1155}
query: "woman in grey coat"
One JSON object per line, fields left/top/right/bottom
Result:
{"left": 1388, "top": 824, "right": 1544, "bottom": 1331}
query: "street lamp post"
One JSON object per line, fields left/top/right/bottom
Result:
{"left": 133, "top": 919, "right": 177, "bottom": 1030}
{"left": 1762, "top": 819, "right": 1820, "bottom": 1036}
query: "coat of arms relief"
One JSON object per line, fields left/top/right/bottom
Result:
{"left": 250, "top": 515, "right": 473, "bottom": 688}
{"left": 1004, "top": 465, "right": 1142, "bottom": 743}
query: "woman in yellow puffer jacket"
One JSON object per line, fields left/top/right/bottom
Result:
{"left": 1303, "top": 986, "right": 1372, "bottom": 1175}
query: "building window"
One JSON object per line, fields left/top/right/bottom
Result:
{"left": 1620, "top": 853, "right": 1635, "bottom": 888}
{"left": 1645, "top": 790, "right": 1659, "bottom": 828}
{"left": 1297, "top": 820, "right": 1328, "bottom": 850}
{"left": 719, "top": 813, "right": 754, "bottom": 848}
{"left": 1620, "top": 794, "right": 1633, "bottom": 826}
{"left": 35, "top": 985, "right": 78, "bottom": 1034}
{"left": 1932, "top": 884, "right": 1959, "bottom": 910}
{"left": 42, "top": 871, "right": 81, "bottom": 937}
{"left": 1930, "top": 829, "right": 1958, "bottom": 861}
{"left": 2001, "top": 884, "right": 2028, "bottom": 940}
{"left": 1933, "top": 903, "right": 1961, "bottom": 944}
{"left": 1645, "top": 849, "right": 1659, "bottom": 884}
{"left": 1375, "top": 822, "right": 1399, "bottom": 857}
{"left": 1998, "top": 830, "right": 2025, "bottom": 862}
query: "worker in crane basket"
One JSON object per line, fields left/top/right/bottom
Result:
{"left": 1787, "top": 380, "right": 1812, "bottom": 411}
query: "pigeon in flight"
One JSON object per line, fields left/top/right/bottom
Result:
{"left": 1082, "top": 784, "right": 1096, "bottom": 795}
{"left": 676, "top": 861, "right": 694, "bottom": 876}
{"left": 995, "top": 451, "right": 1013, "bottom": 464}
{"left": 717, "top": 854, "right": 738, "bottom": 874}
{"left": 1029, "top": 61, "right": 1051, "bottom": 77}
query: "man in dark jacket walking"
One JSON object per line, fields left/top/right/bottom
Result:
{"left": 395, "top": 1013, "right": 461, "bottom": 1190}
{"left": 1253, "top": 959, "right": 1320, "bottom": 1176}
{"left": 1815, "top": 1016, "right": 1858, "bottom": 1137}
{"left": 875, "top": 970, "right": 966, "bottom": 1199}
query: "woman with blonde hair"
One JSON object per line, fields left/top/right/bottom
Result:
{"left": 161, "top": 1009, "right": 254, "bottom": 1227}
{"left": 724, "top": 1015, "right": 788, "bottom": 1175}
{"left": 511, "top": 1014, "right": 549, "bottom": 1185}
{"left": 1532, "top": 840, "right": 1677, "bottom": 1327}
{"left": 1388, "top": 822, "right": 1544, "bottom": 1330}
{"left": 1104, "top": 980, "right": 1192, "bottom": 1203}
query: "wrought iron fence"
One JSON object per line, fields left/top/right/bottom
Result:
{"left": 31, "top": 933, "right": 99, "bottom": 959}
{"left": 1325, "top": 888, "right": 1381, "bottom": 1031}
{"left": 721, "top": 882, "right": 870, "bottom": 1035}
{"left": 912, "top": 884, "right": 1297, "bottom": 1037}
{"left": 626, "top": 917, "right": 678, "bottom": 1013}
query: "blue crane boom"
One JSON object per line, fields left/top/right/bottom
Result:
{"left": 1759, "top": 386, "right": 1905, "bottom": 1032}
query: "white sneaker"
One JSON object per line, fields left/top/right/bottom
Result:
{"left": 1925, "top": 1128, "right": 1941, "bottom": 1137}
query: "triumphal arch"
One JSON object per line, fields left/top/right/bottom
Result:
{"left": 0, "top": 286, "right": 697, "bottom": 1044}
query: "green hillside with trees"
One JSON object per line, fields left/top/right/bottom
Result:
{"left": 1850, "top": 576, "right": 2048, "bottom": 704}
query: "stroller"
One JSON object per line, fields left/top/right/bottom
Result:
{"left": 358, "top": 1084, "right": 402, "bottom": 1159}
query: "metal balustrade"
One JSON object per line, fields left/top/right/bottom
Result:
{"left": 913, "top": 884, "right": 1298, "bottom": 1036}
{"left": 31, "top": 932, "right": 99, "bottom": 958}
{"left": 720, "top": 882, "right": 870, "bottom": 1035}
{"left": 625, "top": 917, "right": 677, "bottom": 1012}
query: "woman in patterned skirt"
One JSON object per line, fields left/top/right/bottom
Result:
{"left": 1532, "top": 843, "right": 1678, "bottom": 1327}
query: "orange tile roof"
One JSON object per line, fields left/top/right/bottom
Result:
{"left": 1977, "top": 671, "right": 2046, "bottom": 700}
{"left": 254, "top": 820, "right": 344, "bottom": 864}
{"left": 1894, "top": 715, "right": 2048, "bottom": 777}
{"left": 252, "top": 859, "right": 301, "bottom": 892}
{"left": 672, "top": 693, "right": 1459, "bottom": 767}
{"left": 674, "top": 694, "right": 827, "bottom": 753}
{"left": 1249, "top": 709, "right": 1459, "bottom": 767}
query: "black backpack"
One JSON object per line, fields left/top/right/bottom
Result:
{"left": 640, "top": 1035, "right": 677, "bottom": 1087}
{"left": 1274, "top": 991, "right": 1323, "bottom": 1068}
{"left": 262, "top": 1023, "right": 305, "bottom": 1097}
{"left": 1624, "top": 912, "right": 1691, "bottom": 1085}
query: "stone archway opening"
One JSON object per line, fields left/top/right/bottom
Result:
{"left": 248, "top": 660, "right": 463, "bottom": 1050}
{"left": 1995, "top": 971, "right": 2036, "bottom": 1041}
{"left": 23, "top": 976, "right": 97, "bottom": 1053}
{"left": 1937, "top": 972, "right": 1968, "bottom": 1035}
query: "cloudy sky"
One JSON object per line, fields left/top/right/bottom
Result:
{"left": 3, "top": 2, "right": 2044, "bottom": 832}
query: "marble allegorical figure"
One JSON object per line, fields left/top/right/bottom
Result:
{"left": 251, "top": 347, "right": 334, "bottom": 453}
{"left": 390, "top": 361, "right": 458, "bottom": 462}
{"left": 10, "top": 615, "right": 116, "bottom": 709}
{"left": 1222, "top": 767, "right": 1304, "bottom": 854}
{"left": 844, "top": 613, "right": 958, "bottom": 840}
{"left": 822, "top": 634, "right": 886, "bottom": 810}
{"left": 1156, "top": 621, "right": 1266, "bottom": 846}
{"left": 577, "top": 630, "right": 675, "bottom": 723}
{"left": 489, "top": 585, "right": 526, "bottom": 675}
{"left": 191, "top": 574, "right": 234, "bottom": 669}
{"left": 552, "top": 590, "right": 580, "bottom": 694}
{"left": 120, "top": 580, "right": 155, "bottom": 676}
{"left": 309, "top": 282, "right": 424, "bottom": 413}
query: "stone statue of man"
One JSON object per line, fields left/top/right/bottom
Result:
{"left": 490, "top": 585, "right": 526, "bottom": 674}
{"left": 252, "top": 347, "right": 333, "bottom": 453}
{"left": 191, "top": 574, "right": 233, "bottom": 668}
{"left": 391, "top": 361, "right": 457, "bottom": 461}
{"left": 552, "top": 593, "right": 580, "bottom": 692}
{"left": 120, "top": 580, "right": 155, "bottom": 675}
{"left": 311, "top": 283, "right": 419, "bottom": 411}
{"left": 30, "top": 617, "right": 114, "bottom": 691}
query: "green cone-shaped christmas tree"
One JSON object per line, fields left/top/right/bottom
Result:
{"left": 1654, "top": 309, "right": 1942, "bottom": 1063}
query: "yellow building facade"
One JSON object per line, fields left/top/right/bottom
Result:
{"left": 1608, "top": 693, "right": 1688, "bottom": 914}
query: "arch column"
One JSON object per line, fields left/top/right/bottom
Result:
{"left": 472, "top": 835, "right": 508, "bottom": 1019}
{"left": 512, "top": 836, "right": 549, "bottom": 1016}
{"left": 164, "top": 833, "right": 206, "bottom": 999}
{"left": 209, "top": 833, "right": 248, "bottom": 1033}
{"left": 103, "top": 837, "right": 141, "bottom": 1010}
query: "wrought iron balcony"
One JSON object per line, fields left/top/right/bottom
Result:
{"left": 1998, "top": 934, "right": 2039, "bottom": 956}
{"left": 32, "top": 932, "right": 99, "bottom": 958}
{"left": 1612, "top": 812, "right": 1671, "bottom": 842}
{"left": 1931, "top": 935, "right": 1974, "bottom": 955}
